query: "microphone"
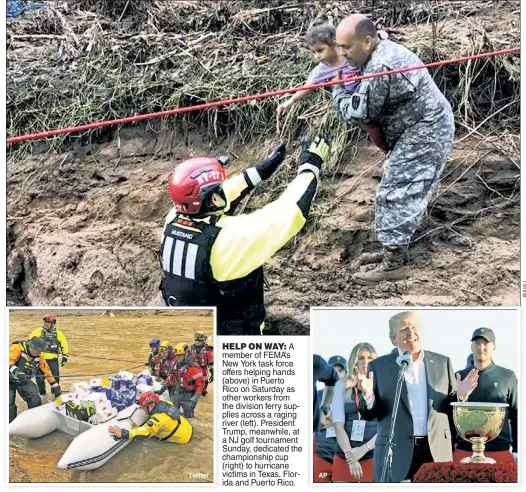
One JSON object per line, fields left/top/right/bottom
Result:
{"left": 396, "top": 351, "right": 412, "bottom": 378}
{"left": 396, "top": 351, "right": 412, "bottom": 367}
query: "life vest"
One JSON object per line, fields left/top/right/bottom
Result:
{"left": 147, "top": 351, "right": 157, "bottom": 371}
{"left": 66, "top": 402, "right": 95, "bottom": 422}
{"left": 156, "top": 352, "right": 175, "bottom": 378}
{"left": 10, "top": 341, "right": 41, "bottom": 376}
{"left": 173, "top": 361, "right": 202, "bottom": 392}
{"left": 160, "top": 216, "right": 265, "bottom": 335}
{"left": 188, "top": 344, "right": 212, "bottom": 373}
{"left": 39, "top": 327, "right": 60, "bottom": 355}
{"left": 150, "top": 400, "right": 180, "bottom": 421}
{"left": 149, "top": 401, "right": 192, "bottom": 443}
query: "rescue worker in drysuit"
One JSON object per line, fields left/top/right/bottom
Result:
{"left": 108, "top": 391, "right": 192, "bottom": 444}
{"left": 154, "top": 341, "right": 175, "bottom": 382}
{"left": 154, "top": 343, "right": 179, "bottom": 403}
{"left": 160, "top": 345, "right": 206, "bottom": 418}
{"left": 145, "top": 338, "right": 160, "bottom": 372}
{"left": 188, "top": 332, "right": 214, "bottom": 396}
{"left": 9, "top": 337, "right": 62, "bottom": 423}
{"left": 29, "top": 314, "right": 69, "bottom": 396}
{"left": 160, "top": 134, "right": 331, "bottom": 335}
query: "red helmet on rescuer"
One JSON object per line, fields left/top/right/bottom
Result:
{"left": 43, "top": 314, "right": 56, "bottom": 325}
{"left": 139, "top": 391, "right": 160, "bottom": 408}
{"left": 168, "top": 157, "right": 227, "bottom": 215}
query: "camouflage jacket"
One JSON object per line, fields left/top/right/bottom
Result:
{"left": 332, "top": 39, "right": 454, "bottom": 150}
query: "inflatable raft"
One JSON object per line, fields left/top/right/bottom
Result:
{"left": 9, "top": 370, "right": 168, "bottom": 470}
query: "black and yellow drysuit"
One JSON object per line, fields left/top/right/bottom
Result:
{"left": 9, "top": 340, "right": 61, "bottom": 422}
{"left": 29, "top": 325, "right": 68, "bottom": 395}
{"left": 120, "top": 400, "right": 193, "bottom": 444}
{"left": 160, "top": 136, "right": 330, "bottom": 335}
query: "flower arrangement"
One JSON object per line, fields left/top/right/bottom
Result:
{"left": 413, "top": 462, "right": 517, "bottom": 483}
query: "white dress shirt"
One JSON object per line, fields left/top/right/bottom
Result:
{"left": 365, "top": 348, "right": 428, "bottom": 436}
{"left": 400, "top": 348, "right": 428, "bottom": 436}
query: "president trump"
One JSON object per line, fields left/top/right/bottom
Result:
{"left": 357, "top": 311, "right": 479, "bottom": 482}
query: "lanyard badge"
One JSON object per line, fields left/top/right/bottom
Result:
{"left": 351, "top": 387, "right": 366, "bottom": 441}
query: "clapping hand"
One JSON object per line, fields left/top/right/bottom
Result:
{"left": 457, "top": 368, "right": 479, "bottom": 401}
{"left": 350, "top": 365, "right": 362, "bottom": 388}
{"left": 356, "top": 366, "right": 374, "bottom": 400}
{"left": 319, "top": 411, "right": 333, "bottom": 430}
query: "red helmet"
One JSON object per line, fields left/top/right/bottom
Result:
{"left": 43, "top": 314, "right": 56, "bottom": 325}
{"left": 168, "top": 157, "right": 227, "bottom": 215}
{"left": 138, "top": 391, "right": 160, "bottom": 408}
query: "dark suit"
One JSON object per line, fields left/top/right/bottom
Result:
{"left": 359, "top": 350, "right": 457, "bottom": 482}
{"left": 313, "top": 355, "right": 338, "bottom": 433}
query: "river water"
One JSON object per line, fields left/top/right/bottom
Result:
{"left": 9, "top": 310, "right": 214, "bottom": 483}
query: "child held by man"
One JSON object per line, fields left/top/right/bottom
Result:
{"left": 277, "top": 21, "right": 389, "bottom": 153}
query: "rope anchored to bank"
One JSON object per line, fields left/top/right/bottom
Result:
{"left": 6, "top": 46, "right": 519, "bottom": 145}
{"left": 17, "top": 364, "right": 145, "bottom": 379}
{"left": 67, "top": 353, "right": 142, "bottom": 364}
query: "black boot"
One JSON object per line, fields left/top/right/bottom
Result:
{"left": 353, "top": 246, "right": 408, "bottom": 285}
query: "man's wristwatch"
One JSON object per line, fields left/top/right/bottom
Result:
{"left": 320, "top": 405, "right": 329, "bottom": 415}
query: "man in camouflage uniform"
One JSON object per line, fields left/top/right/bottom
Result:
{"left": 332, "top": 14, "right": 455, "bottom": 285}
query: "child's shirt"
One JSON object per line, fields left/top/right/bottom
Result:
{"left": 310, "top": 59, "right": 389, "bottom": 153}
{"left": 308, "top": 58, "right": 360, "bottom": 92}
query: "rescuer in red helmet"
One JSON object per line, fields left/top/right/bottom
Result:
{"left": 108, "top": 391, "right": 192, "bottom": 444}
{"left": 160, "top": 134, "right": 330, "bottom": 335}
{"left": 29, "top": 314, "right": 69, "bottom": 396}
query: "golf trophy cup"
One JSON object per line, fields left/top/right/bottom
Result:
{"left": 451, "top": 402, "right": 509, "bottom": 464}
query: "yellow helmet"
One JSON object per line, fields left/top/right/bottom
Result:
{"left": 160, "top": 340, "right": 172, "bottom": 351}
{"left": 175, "top": 342, "right": 189, "bottom": 354}
{"left": 174, "top": 344, "right": 186, "bottom": 355}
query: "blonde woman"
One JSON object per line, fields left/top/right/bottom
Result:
{"left": 331, "top": 343, "right": 378, "bottom": 482}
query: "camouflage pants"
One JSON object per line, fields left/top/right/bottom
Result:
{"left": 375, "top": 125, "right": 454, "bottom": 247}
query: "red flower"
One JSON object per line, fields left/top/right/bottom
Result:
{"left": 411, "top": 462, "right": 517, "bottom": 483}
{"left": 493, "top": 471, "right": 504, "bottom": 482}
{"left": 476, "top": 472, "right": 488, "bottom": 482}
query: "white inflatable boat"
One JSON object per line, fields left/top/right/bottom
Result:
{"left": 9, "top": 372, "right": 168, "bottom": 470}
{"left": 57, "top": 404, "right": 149, "bottom": 470}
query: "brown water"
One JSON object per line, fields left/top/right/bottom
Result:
{"left": 9, "top": 310, "right": 214, "bottom": 483}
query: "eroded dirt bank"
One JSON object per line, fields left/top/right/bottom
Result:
{"left": 7, "top": 1, "right": 520, "bottom": 334}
